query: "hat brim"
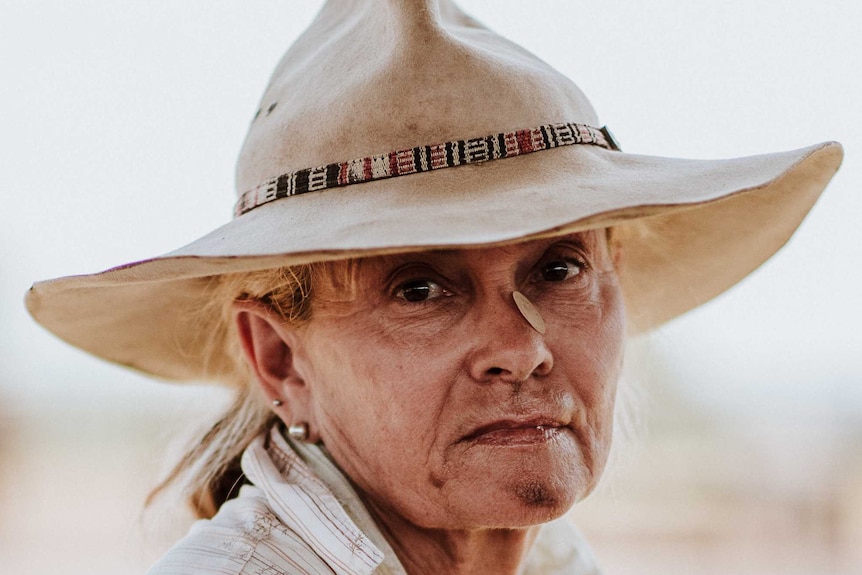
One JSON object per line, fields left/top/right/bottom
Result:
{"left": 26, "top": 142, "right": 843, "bottom": 382}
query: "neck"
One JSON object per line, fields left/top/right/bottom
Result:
{"left": 365, "top": 499, "right": 541, "bottom": 575}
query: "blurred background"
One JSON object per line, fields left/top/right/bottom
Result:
{"left": 1, "top": 1, "right": 860, "bottom": 573}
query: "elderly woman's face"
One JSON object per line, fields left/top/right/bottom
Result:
{"left": 288, "top": 231, "right": 625, "bottom": 529}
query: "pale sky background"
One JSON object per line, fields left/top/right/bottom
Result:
{"left": 1, "top": 1, "right": 860, "bottom": 424}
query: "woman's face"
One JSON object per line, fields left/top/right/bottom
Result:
{"left": 288, "top": 231, "right": 625, "bottom": 529}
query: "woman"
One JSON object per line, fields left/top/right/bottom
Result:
{"left": 26, "top": 1, "right": 842, "bottom": 573}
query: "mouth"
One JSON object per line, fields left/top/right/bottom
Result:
{"left": 461, "top": 417, "right": 570, "bottom": 447}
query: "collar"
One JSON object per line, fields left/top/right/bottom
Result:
{"left": 242, "top": 426, "right": 406, "bottom": 575}
{"left": 241, "top": 426, "right": 598, "bottom": 574}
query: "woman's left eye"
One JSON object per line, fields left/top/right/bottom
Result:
{"left": 394, "top": 279, "right": 451, "bottom": 302}
{"left": 535, "top": 259, "right": 583, "bottom": 282}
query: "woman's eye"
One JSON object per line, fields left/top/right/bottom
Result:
{"left": 537, "top": 259, "right": 583, "bottom": 282}
{"left": 395, "top": 279, "right": 450, "bottom": 302}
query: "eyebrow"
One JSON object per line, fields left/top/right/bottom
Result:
{"left": 366, "top": 233, "right": 599, "bottom": 273}
{"left": 419, "top": 232, "right": 594, "bottom": 258}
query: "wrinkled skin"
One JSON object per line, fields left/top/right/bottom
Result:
{"left": 236, "top": 230, "right": 626, "bottom": 574}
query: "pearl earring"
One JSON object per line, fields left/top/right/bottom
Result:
{"left": 287, "top": 422, "right": 309, "bottom": 442}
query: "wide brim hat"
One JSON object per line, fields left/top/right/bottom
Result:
{"left": 26, "top": 0, "right": 842, "bottom": 383}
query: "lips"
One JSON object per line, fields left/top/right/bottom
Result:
{"left": 461, "top": 417, "right": 569, "bottom": 446}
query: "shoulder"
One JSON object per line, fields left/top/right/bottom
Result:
{"left": 145, "top": 485, "right": 335, "bottom": 575}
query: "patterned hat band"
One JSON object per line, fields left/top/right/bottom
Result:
{"left": 234, "top": 122, "right": 621, "bottom": 217}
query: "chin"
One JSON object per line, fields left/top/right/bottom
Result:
{"left": 464, "top": 484, "right": 578, "bottom": 528}
{"left": 412, "top": 436, "right": 606, "bottom": 529}
{"left": 447, "top": 467, "right": 592, "bottom": 529}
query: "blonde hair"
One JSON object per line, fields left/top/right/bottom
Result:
{"left": 149, "top": 265, "right": 322, "bottom": 518}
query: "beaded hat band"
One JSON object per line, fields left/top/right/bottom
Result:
{"left": 234, "top": 122, "right": 620, "bottom": 217}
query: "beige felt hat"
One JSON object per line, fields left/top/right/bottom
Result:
{"left": 26, "top": 0, "right": 842, "bottom": 383}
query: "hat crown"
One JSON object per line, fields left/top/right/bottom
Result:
{"left": 235, "top": 0, "right": 599, "bottom": 196}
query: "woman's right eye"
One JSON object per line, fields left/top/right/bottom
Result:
{"left": 395, "top": 279, "right": 450, "bottom": 302}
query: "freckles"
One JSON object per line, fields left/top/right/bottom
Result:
{"left": 574, "top": 279, "right": 625, "bottom": 379}
{"left": 553, "top": 293, "right": 603, "bottom": 322}
{"left": 546, "top": 283, "right": 614, "bottom": 335}
{"left": 373, "top": 309, "right": 460, "bottom": 357}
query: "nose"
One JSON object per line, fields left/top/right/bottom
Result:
{"left": 467, "top": 293, "right": 554, "bottom": 384}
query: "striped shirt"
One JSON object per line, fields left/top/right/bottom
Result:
{"left": 146, "top": 426, "right": 601, "bottom": 574}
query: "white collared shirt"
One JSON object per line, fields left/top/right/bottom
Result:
{"left": 146, "top": 426, "right": 601, "bottom": 574}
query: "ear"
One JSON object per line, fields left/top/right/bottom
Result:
{"left": 232, "top": 300, "right": 310, "bottom": 420}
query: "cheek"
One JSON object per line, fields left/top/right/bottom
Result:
{"left": 300, "top": 318, "right": 457, "bottom": 488}
{"left": 585, "top": 283, "right": 626, "bottom": 462}
{"left": 588, "top": 287, "right": 626, "bottom": 398}
{"left": 552, "top": 275, "right": 625, "bottom": 382}
{"left": 554, "top": 279, "right": 625, "bottom": 453}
